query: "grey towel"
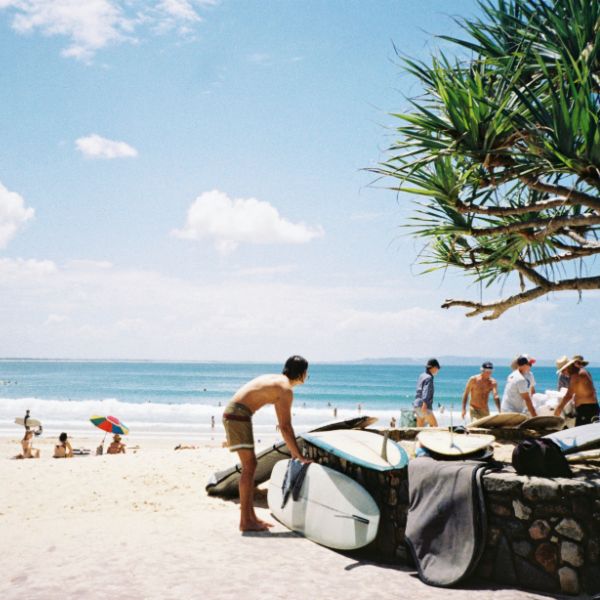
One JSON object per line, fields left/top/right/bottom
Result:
{"left": 281, "top": 459, "right": 310, "bottom": 508}
{"left": 405, "top": 457, "right": 488, "bottom": 587}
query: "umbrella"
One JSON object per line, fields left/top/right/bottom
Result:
{"left": 90, "top": 415, "right": 129, "bottom": 453}
{"left": 90, "top": 415, "right": 129, "bottom": 435}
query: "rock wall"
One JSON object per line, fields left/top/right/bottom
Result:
{"left": 302, "top": 430, "right": 600, "bottom": 596}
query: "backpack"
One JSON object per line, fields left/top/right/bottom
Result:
{"left": 512, "top": 438, "right": 572, "bottom": 477}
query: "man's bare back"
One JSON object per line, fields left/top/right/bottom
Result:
{"left": 568, "top": 368, "right": 597, "bottom": 406}
{"left": 231, "top": 374, "right": 292, "bottom": 413}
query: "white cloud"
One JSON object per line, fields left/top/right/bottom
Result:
{"left": 75, "top": 134, "right": 138, "bottom": 159}
{"left": 172, "top": 189, "right": 324, "bottom": 253}
{"left": 0, "top": 182, "right": 34, "bottom": 249}
{"left": 0, "top": 0, "right": 216, "bottom": 61}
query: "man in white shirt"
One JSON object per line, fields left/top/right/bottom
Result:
{"left": 501, "top": 355, "right": 537, "bottom": 416}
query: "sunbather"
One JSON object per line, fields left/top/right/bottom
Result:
{"left": 16, "top": 427, "right": 40, "bottom": 459}
{"left": 107, "top": 434, "right": 126, "bottom": 454}
{"left": 53, "top": 432, "right": 73, "bottom": 458}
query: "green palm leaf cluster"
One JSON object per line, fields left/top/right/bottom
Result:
{"left": 375, "top": 0, "right": 600, "bottom": 319}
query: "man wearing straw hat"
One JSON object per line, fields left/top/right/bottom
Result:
{"left": 554, "top": 356, "right": 599, "bottom": 425}
{"left": 555, "top": 355, "right": 570, "bottom": 391}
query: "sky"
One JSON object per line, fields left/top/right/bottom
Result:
{"left": 0, "top": 0, "right": 599, "bottom": 363}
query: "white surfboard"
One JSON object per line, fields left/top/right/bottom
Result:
{"left": 268, "top": 460, "right": 380, "bottom": 550}
{"left": 518, "top": 415, "right": 564, "bottom": 431}
{"left": 14, "top": 417, "right": 42, "bottom": 428}
{"left": 417, "top": 431, "right": 495, "bottom": 457}
{"left": 301, "top": 429, "right": 409, "bottom": 471}
{"left": 468, "top": 412, "right": 527, "bottom": 429}
{"left": 544, "top": 423, "right": 600, "bottom": 455}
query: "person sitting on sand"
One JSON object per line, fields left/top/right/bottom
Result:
{"left": 501, "top": 355, "right": 537, "bottom": 416}
{"left": 16, "top": 427, "right": 40, "bottom": 459}
{"left": 107, "top": 434, "right": 126, "bottom": 454}
{"left": 222, "top": 355, "right": 311, "bottom": 532}
{"left": 413, "top": 358, "right": 440, "bottom": 427}
{"left": 53, "top": 432, "right": 73, "bottom": 458}
{"left": 461, "top": 361, "right": 500, "bottom": 421}
{"left": 554, "top": 356, "right": 599, "bottom": 426}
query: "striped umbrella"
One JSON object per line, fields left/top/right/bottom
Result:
{"left": 90, "top": 415, "right": 129, "bottom": 435}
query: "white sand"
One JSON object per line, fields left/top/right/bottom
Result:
{"left": 0, "top": 433, "right": 559, "bottom": 600}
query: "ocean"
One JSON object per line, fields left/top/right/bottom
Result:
{"left": 1, "top": 360, "right": 595, "bottom": 437}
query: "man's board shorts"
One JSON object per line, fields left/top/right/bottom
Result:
{"left": 470, "top": 406, "right": 490, "bottom": 421}
{"left": 222, "top": 402, "right": 254, "bottom": 452}
{"left": 575, "top": 403, "right": 600, "bottom": 427}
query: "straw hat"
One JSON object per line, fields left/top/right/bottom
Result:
{"left": 555, "top": 355, "right": 570, "bottom": 371}
{"left": 556, "top": 355, "right": 589, "bottom": 375}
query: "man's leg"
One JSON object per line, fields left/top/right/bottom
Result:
{"left": 236, "top": 449, "right": 272, "bottom": 531}
{"left": 425, "top": 410, "right": 438, "bottom": 427}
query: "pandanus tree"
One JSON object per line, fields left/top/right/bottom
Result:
{"left": 375, "top": 0, "right": 600, "bottom": 319}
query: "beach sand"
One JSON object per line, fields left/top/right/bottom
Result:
{"left": 0, "top": 433, "right": 560, "bottom": 600}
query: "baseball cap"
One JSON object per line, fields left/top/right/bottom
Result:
{"left": 516, "top": 354, "right": 535, "bottom": 366}
{"left": 426, "top": 358, "right": 441, "bottom": 369}
{"left": 481, "top": 361, "right": 494, "bottom": 370}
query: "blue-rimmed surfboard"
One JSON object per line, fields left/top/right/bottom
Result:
{"left": 301, "top": 429, "right": 409, "bottom": 471}
{"left": 545, "top": 422, "right": 600, "bottom": 455}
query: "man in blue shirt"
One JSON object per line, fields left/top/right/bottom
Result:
{"left": 413, "top": 358, "right": 440, "bottom": 427}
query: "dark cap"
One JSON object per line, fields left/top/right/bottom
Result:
{"left": 481, "top": 361, "right": 494, "bottom": 370}
{"left": 426, "top": 358, "right": 440, "bottom": 369}
{"left": 516, "top": 356, "right": 530, "bottom": 366}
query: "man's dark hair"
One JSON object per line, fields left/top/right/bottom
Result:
{"left": 59, "top": 432, "right": 68, "bottom": 443}
{"left": 426, "top": 358, "right": 440, "bottom": 370}
{"left": 282, "top": 355, "right": 308, "bottom": 380}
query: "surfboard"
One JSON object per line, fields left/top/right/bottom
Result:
{"left": 268, "top": 460, "right": 380, "bottom": 550}
{"left": 518, "top": 415, "right": 564, "bottom": 431}
{"left": 205, "top": 416, "right": 378, "bottom": 497}
{"left": 300, "top": 429, "right": 409, "bottom": 471}
{"left": 544, "top": 422, "right": 600, "bottom": 455}
{"left": 468, "top": 412, "right": 527, "bottom": 429}
{"left": 417, "top": 431, "right": 495, "bottom": 457}
{"left": 14, "top": 417, "right": 42, "bottom": 428}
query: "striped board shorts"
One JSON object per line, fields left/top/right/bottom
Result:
{"left": 222, "top": 402, "right": 254, "bottom": 452}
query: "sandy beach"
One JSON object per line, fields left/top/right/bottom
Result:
{"left": 0, "top": 432, "right": 565, "bottom": 600}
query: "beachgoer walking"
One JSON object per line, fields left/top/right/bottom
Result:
{"left": 554, "top": 356, "right": 599, "bottom": 425}
{"left": 501, "top": 355, "right": 537, "bottom": 416}
{"left": 222, "top": 355, "right": 310, "bottom": 532}
{"left": 210, "top": 415, "right": 215, "bottom": 430}
{"left": 333, "top": 407, "right": 337, "bottom": 418}
{"left": 555, "top": 355, "right": 570, "bottom": 391}
{"left": 53, "top": 432, "right": 73, "bottom": 458}
{"left": 461, "top": 361, "right": 500, "bottom": 421}
{"left": 390, "top": 416, "right": 396, "bottom": 428}
{"left": 413, "top": 359, "right": 440, "bottom": 427}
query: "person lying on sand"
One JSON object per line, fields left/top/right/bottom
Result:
{"left": 107, "top": 434, "right": 126, "bottom": 454}
{"left": 53, "top": 432, "right": 73, "bottom": 458}
{"left": 222, "top": 355, "right": 311, "bottom": 532}
{"left": 15, "top": 427, "right": 40, "bottom": 459}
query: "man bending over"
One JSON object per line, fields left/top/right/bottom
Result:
{"left": 554, "top": 355, "right": 599, "bottom": 426}
{"left": 222, "top": 355, "right": 310, "bottom": 532}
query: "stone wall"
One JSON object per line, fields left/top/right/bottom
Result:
{"left": 302, "top": 429, "right": 600, "bottom": 596}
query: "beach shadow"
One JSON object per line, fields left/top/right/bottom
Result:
{"left": 343, "top": 558, "right": 414, "bottom": 574}
{"left": 241, "top": 531, "right": 300, "bottom": 539}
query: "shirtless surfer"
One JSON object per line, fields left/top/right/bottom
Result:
{"left": 222, "top": 355, "right": 310, "bottom": 532}
{"left": 461, "top": 361, "right": 500, "bottom": 421}
{"left": 554, "top": 355, "right": 599, "bottom": 425}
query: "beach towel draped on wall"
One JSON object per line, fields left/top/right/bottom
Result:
{"left": 405, "top": 457, "right": 490, "bottom": 587}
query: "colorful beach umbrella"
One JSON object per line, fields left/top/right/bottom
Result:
{"left": 90, "top": 415, "right": 129, "bottom": 435}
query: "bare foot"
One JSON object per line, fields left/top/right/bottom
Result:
{"left": 240, "top": 521, "right": 269, "bottom": 532}
{"left": 256, "top": 518, "right": 274, "bottom": 528}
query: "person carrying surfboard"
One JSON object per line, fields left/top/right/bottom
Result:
{"left": 501, "top": 355, "right": 537, "bottom": 416}
{"left": 553, "top": 356, "right": 599, "bottom": 426}
{"left": 461, "top": 362, "right": 500, "bottom": 421}
{"left": 222, "top": 355, "right": 311, "bottom": 532}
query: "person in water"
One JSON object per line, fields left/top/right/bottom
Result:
{"left": 554, "top": 356, "right": 599, "bottom": 426}
{"left": 53, "top": 432, "right": 73, "bottom": 458}
{"left": 222, "top": 355, "right": 310, "bottom": 532}
{"left": 461, "top": 361, "right": 500, "bottom": 421}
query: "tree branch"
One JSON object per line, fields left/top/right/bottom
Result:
{"left": 465, "top": 214, "right": 600, "bottom": 238}
{"left": 455, "top": 197, "right": 569, "bottom": 216}
{"left": 520, "top": 176, "right": 600, "bottom": 212}
{"left": 442, "top": 275, "right": 600, "bottom": 319}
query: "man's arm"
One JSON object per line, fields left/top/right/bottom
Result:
{"left": 491, "top": 379, "right": 500, "bottom": 412}
{"left": 461, "top": 378, "right": 472, "bottom": 419}
{"left": 274, "top": 389, "right": 310, "bottom": 463}
{"left": 521, "top": 392, "right": 537, "bottom": 417}
{"left": 554, "top": 386, "right": 574, "bottom": 416}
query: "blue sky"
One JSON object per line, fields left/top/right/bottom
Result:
{"left": 0, "top": 0, "right": 598, "bottom": 362}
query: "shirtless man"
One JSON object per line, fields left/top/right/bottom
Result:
{"left": 554, "top": 356, "right": 599, "bottom": 425}
{"left": 222, "top": 355, "right": 310, "bottom": 532}
{"left": 461, "top": 361, "right": 500, "bottom": 421}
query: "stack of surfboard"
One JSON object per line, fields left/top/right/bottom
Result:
{"left": 267, "top": 428, "right": 409, "bottom": 550}
{"left": 468, "top": 412, "right": 564, "bottom": 431}
{"left": 205, "top": 415, "right": 377, "bottom": 497}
